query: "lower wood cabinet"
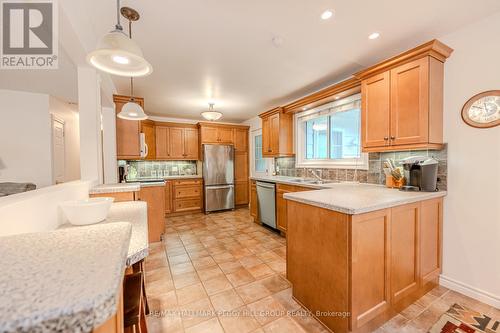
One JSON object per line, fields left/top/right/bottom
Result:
{"left": 165, "top": 178, "right": 203, "bottom": 215}
{"left": 90, "top": 191, "right": 137, "bottom": 202}
{"left": 250, "top": 180, "right": 258, "bottom": 223}
{"left": 287, "top": 197, "right": 443, "bottom": 333}
{"left": 276, "top": 184, "right": 312, "bottom": 233}
{"left": 235, "top": 180, "right": 249, "bottom": 205}
{"left": 138, "top": 186, "right": 165, "bottom": 243}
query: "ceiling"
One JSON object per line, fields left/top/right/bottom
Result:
{"left": 80, "top": 0, "right": 500, "bottom": 122}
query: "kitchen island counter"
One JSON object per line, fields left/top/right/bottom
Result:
{"left": 0, "top": 223, "right": 131, "bottom": 333}
{"left": 284, "top": 182, "right": 446, "bottom": 214}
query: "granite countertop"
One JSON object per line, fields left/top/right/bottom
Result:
{"left": 60, "top": 201, "right": 149, "bottom": 266}
{"left": 90, "top": 183, "right": 140, "bottom": 194}
{"left": 0, "top": 223, "right": 131, "bottom": 333}
{"left": 284, "top": 182, "right": 447, "bottom": 214}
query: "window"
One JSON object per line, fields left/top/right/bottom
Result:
{"left": 254, "top": 134, "right": 266, "bottom": 172}
{"left": 296, "top": 94, "right": 368, "bottom": 169}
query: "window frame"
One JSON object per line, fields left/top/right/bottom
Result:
{"left": 250, "top": 129, "right": 270, "bottom": 176}
{"left": 295, "top": 93, "right": 368, "bottom": 170}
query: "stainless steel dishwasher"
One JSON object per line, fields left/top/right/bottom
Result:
{"left": 256, "top": 181, "right": 276, "bottom": 228}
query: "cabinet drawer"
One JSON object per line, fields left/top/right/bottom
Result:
{"left": 276, "top": 184, "right": 295, "bottom": 192}
{"left": 175, "top": 185, "right": 202, "bottom": 199}
{"left": 173, "top": 179, "right": 202, "bottom": 186}
{"left": 174, "top": 198, "right": 202, "bottom": 212}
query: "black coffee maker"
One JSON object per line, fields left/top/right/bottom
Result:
{"left": 399, "top": 156, "right": 439, "bottom": 192}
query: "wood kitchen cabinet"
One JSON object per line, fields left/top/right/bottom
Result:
{"left": 167, "top": 178, "right": 203, "bottom": 214}
{"left": 114, "top": 95, "right": 144, "bottom": 160}
{"left": 164, "top": 181, "right": 172, "bottom": 214}
{"left": 235, "top": 151, "right": 249, "bottom": 205}
{"left": 355, "top": 40, "right": 453, "bottom": 152}
{"left": 276, "top": 184, "right": 312, "bottom": 234}
{"left": 138, "top": 185, "right": 165, "bottom": 243}
{"left": 286, "top": 197, "right": 443, "bottom": 333}
{"left": 233, "top": 128, "right": 248, "bottom": 152}
{"left": 250, "top": 180, "right": 258, "bottom": 223}
{"left": 199, "top": 123, "right": 234, "bottom": 144}
{"left": 259, "top": 107, "right": 294, "bottom": 157}
{"left": 155, "top": 123, "right": 199, "bottom": 160}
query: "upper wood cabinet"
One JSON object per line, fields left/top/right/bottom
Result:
{"left": 355, "top": 40, "right": 453, "bottom": 152}
{"left": 199, "top": 123, "right": 234, "bottom": 144}
{"left": 114, "top": 95, "right": 144, "bottom": 160}
{"left": 233, "top": 128, "right": 248, "bottom": 152}
{"left": 155, "top": 123, "right": 199, "bottom": 160}
{"left": 140, "top": 120, "right": 156, "bottom": 160}
{"left": 259, "top": 107, "right": 294, "bottom": 157}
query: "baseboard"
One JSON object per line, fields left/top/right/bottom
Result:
{"left": 439, "top": 275, "right": 500, "bottom": 308}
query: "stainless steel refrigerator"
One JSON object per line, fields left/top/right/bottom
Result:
{"left": 203, "top": 144, "right": 235, "bottom": 212}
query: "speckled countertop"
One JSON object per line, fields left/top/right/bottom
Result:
{"left": 61, "top": 201, "right": 149, "bottom": 266}
{"left": 284, "top": 183, "right": 446, "bottom": 214}
{"left": 89, "top": 182, "right": 140, "bottom": 194}
{"left": 0, "top": 223, "right": 131, "bottom": 333}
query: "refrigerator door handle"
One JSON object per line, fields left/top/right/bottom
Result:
{"left": 207, "top": 185, "right": 234, "bottom": 190}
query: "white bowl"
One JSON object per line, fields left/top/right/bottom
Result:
{"left": 60, "top": 197, "right": 114, "bottom": 226}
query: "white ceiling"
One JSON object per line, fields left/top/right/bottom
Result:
{"left": 81, "top": 0, "right": 500, "bottom": 122}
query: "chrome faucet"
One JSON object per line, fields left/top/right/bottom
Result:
{"left": 310, "top": 169, "right": 322, "bottom": 181}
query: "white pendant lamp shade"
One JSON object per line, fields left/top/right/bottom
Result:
{"left": 118, "top": 100, "right": 148, "bottom": 120}
{"left": 87, "top": 30, "right": 152, "bottom": 77}
{"left": 201, "top": 103, "right": 223, "bottom": 121}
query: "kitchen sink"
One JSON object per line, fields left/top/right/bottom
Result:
{"left": 289, "top": 178, "right": 337, "bottom": 185}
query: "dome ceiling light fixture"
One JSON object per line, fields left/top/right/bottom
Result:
{"left": 117, "top": 8, "right": 148, "bottom": 120}
{"left": 201, "top": 103, "right": 223, "bottom": 121}
{"left": 87, "top": 0, "right": 152, "bottom": 77}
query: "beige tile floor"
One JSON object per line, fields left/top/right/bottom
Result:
{"left": 144, "top": 208, "right": 498, "bottom": 333}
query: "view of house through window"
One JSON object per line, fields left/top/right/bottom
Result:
{"left": 297, "top": 94, "right": 367, "bottom": 169}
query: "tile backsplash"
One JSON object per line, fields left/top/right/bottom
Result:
{"left": 120, "top": 160, "right": 199, "bottom": 179}
{"left": 275, "top": 145, "right": 447, "bottom": 190}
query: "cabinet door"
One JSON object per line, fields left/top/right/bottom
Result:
{"left": 262, "top": 117, "right": 271, "bottom": 156}
{"left": 218, "top": 127, "right": 234, "bottom": 143}
{"left": 184, "top": 128, "right": 199, "bottom": 159}
{"left": 141, "top": 121, "right": 156, "bottom": 160}
{"left": 200, "top": 126, "right": 219, "bottom": 143}
{"left": 155, "top": 126, "right": 170, "bottom": 159}
{"left": 351, "top": 209, "right": 391, "bottom": 329}
{"left": 234, "top": 128, "right": 248, "bottom": 152}
{"left": 361, "top": 72, "right": 391, "bottom": 149}
{"left": 169, "top": 127, "right": 185, "bottom": 159}
{"left": 276, "top": 190, "right": 289, "bottom": 232}
{"left": 250, "top": 181, "right": 258, "bottom": 221}
{"left": 234, "top": 152, "right": 248, "bottom": 181}
{"left": 165, "top": 182, "right": 172, "bottom": 214}
{"left": 116, "top": 101, "right": 141, "bottom": 158}
{"left": 269, "top": 113, "right": 280, "bottom": 154}
{"left": 390, "top": 57, "right": 429, "bottom": 145}
{"left": 390, "top": 203, "right": 420, "bottom": 304}
{"left": 420, "top": 198, "right": 442, "bottom": 286}
{"left": 139, "top": 186, "right": 165, "bottom": 243}
{"left": 235, "top": 180, "right": 249, "bottom": 205}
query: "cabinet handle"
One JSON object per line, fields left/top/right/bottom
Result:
{"left": 384, "top": 137, "right": 389, "bottom": 141}
{"left": 390, "top": 136, "right": 396, "bottom": 140}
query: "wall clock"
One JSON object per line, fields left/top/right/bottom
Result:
{"left": 461, "top": 90, "right": 500, "bottom": 128}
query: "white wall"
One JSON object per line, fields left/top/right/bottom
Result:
{"left": 49, "top": 96, "right": 81, "bottom": 182}
{"left": 77, "top": 67, "right": 103, "bottom": 185}
{"left": 0, "top": 90, "right": 53, "bottom": 188}
{"left": 102, "top": 106, "right": 118, "bottom": 184}
{"left": 439, "top": 13, "right": 500, "bottom": 307}
{"left": 0, "top": 180, "right": 90, "bottom": 236}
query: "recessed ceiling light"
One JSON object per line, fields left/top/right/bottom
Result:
{"left": 368, "top": 32, "right": 380, "bottom": 40}
{"left": 321, "top": 10, "right": 333, "bottom": 20}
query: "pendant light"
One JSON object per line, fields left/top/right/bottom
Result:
{"left": 87, "top": 0, "right": 152, "bottom": 77}
{"left": 117, "top": 8, "right": 148, "bottom": 120}
{"left": 201, "top": 103, "right": 223, "bottom": 121}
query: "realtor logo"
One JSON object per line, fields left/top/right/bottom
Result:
{"left": 1, "top": 0, "right": 58, "bottom": 69}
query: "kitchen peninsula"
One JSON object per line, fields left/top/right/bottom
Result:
{"left": 284, "top": 183, "right": 446, "bottom": 333}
